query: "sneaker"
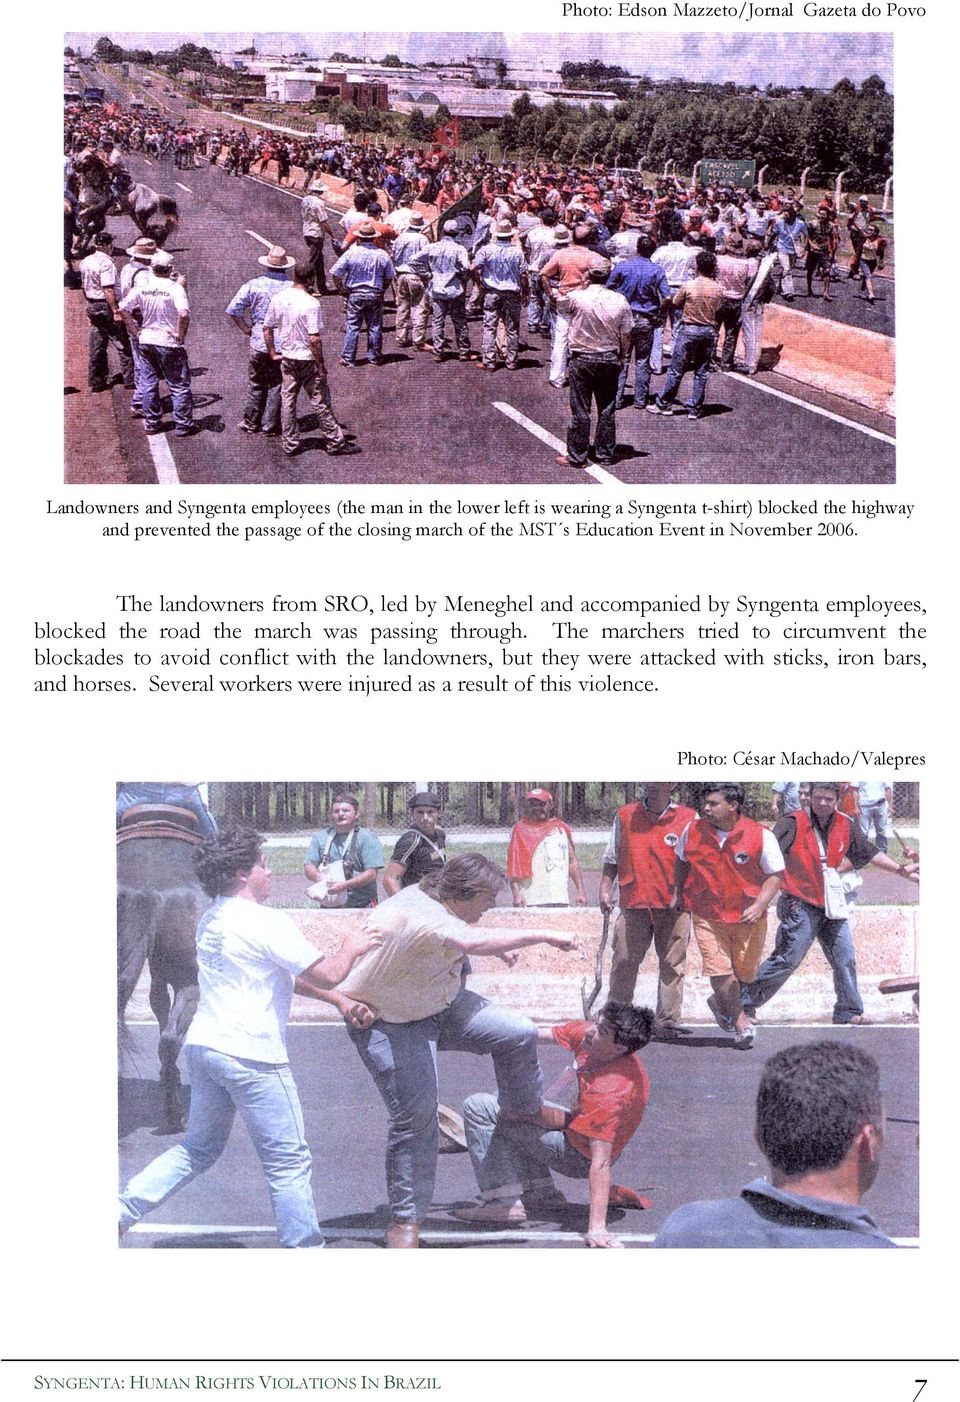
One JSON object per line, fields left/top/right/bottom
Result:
{"left": 326, "top": 440, "right": 361, "bottom": 456}
{"left": 608, "top": 1185, "right": 653, "bottom": 1210}
{"left": 834, "top": 1014, "right": 872, "bottom": 1026}
{"left": 646, "top": 402, "right": 669, "bottom": 415}
{"left": 453, "top": 1199, "right": 528, "bottom": 1226}
{"left": 734, "top": 1024, "right": 755, "bottom": 1049}
{"left": 654, "top": 1022, "right": 691, "bottom": 1041}
{"left": 339, "top": 358, "right": 357, "bottom": 368}
{"left": 175, "top": 424, "right": 201, "bottom": 438}
{"left": 237, "top": 421, "right": 257, "bottom": 433}
{"left": 707, "top": 994, "right": 735, "bottom": 1033}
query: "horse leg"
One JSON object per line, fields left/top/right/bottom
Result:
{"left": 156, "top": 980, "right": 199, "bottom": 1134}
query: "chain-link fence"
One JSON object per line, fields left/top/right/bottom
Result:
{"left": 207, "top": 780, "right": 919, "bottom": 835}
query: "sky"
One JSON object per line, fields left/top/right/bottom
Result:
{"left": 64, "top": 32, "right": 893, "bottom": 91}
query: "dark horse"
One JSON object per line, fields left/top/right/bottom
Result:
{"left": 117, "top": 807, "right": 204, "bottom": 1133}
{"left": 74, "top": 152, "right": 180, "bottom": 257}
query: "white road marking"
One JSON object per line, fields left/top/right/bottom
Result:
{"left": 145, "top": 432, "right": 181, "bottom": 486}
{"left": 175, "top": 181, "right": 192, "bottom": 193}
{"left": 493, "top": 402, "right": 627, "bottom": 488}
{"left": 120, "top": 1222, "right": 922, "bottom": 1247}
{"left": 734, "top": 373, "right": 896, "bottom": 445}
{"left": 245, "top": 229, "right": 275, "bottom": 249}
{"left": 142, "top": 157, "right": 153, "bottom": 167}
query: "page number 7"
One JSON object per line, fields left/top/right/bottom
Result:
{"left": 913, "top": 1382, "right": 927, "bottom": 1402}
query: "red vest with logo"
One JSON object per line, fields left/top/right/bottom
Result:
{"left": 682, "top": 816, "right": 765, "bottom": 923}
{"left": 783, "top": 809, "right": 853, "bottom": 909}
{"left": 617, "top": 802, "right": 697, "bottom": 910}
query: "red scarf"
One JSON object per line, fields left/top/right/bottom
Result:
{"left": 507, "top": 818, "right": 573, "bottom": 880}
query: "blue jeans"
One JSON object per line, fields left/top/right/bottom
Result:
{"left": 139, "top": 343, "right": 194, "bottom": 434}
{"left": 656, "top": 324, "right": 716, "bottom": 414}
{"left": 342, "top": 291, "right": 384, "bottom": 363}
{"left": 741, "top": 893, "right": 864, "bottom": 1024}
{"left": 463, "top": 1092, "right": 589, "bottom": 1198}
{"left": 118, "top": 1044, "right": 325, "bottom": 1247}
{"left": 859, "top": 801, "right": 890, "bottom": 853}
{"left": 350, "top": 989, "right": 541, "bottom": 1223}
{"left": 617, "top": 311, "right": 657, "bottom": 407}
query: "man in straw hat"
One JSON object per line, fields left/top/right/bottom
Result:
{"left": 119, "top": 236, "right": 157, "bottom": 419}
{"left": 390, "top": 212, "right": 432, "bottom": 352}
{"left": 119, "top": 249, "right": 195, "bottom": 436}
{"left": 262, "top": 262, "right": 358, "bottom": 458}
{"left": 329, "top": 221, "right": 396, "bottom": 367}
{"left": 226, "top": 245, "right": 295, "bottom": 436}
{"left": 471, "top": 219, "right": 528, "bottom": 373}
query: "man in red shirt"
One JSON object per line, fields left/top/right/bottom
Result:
{"left": 599, "top": 781, "right": 696, "bottom": 1035}
{"left": 674, "top": 784, "right": 784, "bottom": 1048}
{"left": 454, "top": 1001, "right": 654, "bottom": 1248}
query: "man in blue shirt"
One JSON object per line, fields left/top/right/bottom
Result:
{"left": 606, "top": 235, "right": 671, "bottom": 410}
{"left": 427, "top": 220, "right": 475, "bottom": 363}
{"left": 329, "top": 222, "right": 396, "bottom": 366}
{"left": 225, "top": 246, "right": 294, "bottom": 435}
{"left": 472, "top": 220, "right": 528, "bottom": 372}
{"left": 765, "top": 203, "right": 808, "bottom": 302}
{"left": 654, "top": 1041, "right": 896, "bottom": 1248}
{"left": 391, "top": 212, "right": 432, "bottom": 351}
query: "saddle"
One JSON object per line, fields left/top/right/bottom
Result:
{"left": 116, "top": 804, "right": 203, "bottom": 846}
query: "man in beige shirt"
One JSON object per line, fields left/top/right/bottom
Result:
{"left": 337, "top": 853, "right": 576, "bottom": 1248}
{"left": 540, "top": 224, "right": 611, "bottom": 388}
{"left": 554, "top": 267, "right": 632, "bottom": 470}
{"left": 649, "top": 250, "right": 723, "bottom": 420}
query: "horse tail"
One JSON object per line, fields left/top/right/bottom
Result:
{"left": 117, "top": 885, "right": 160, "bottom": 1027}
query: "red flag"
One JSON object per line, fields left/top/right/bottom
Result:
{"left": 432, "top": 117, "right": 460, "bottom": 149}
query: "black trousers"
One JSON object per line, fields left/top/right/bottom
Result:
{"left": 567, "top": 352, "right": 620, "bottom": 466}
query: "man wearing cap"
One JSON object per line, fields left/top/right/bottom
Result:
{"left": 471, "top": 220, "right": 528, "bottom": 373}
{"left": 119, "top": 250, "right": 195, "bottom": 436}
{"left": 507, "top": 791, "right": 586, "bottom": 908}
{"left": 599, "top": 783, "right": 697, "bottom": 1033}
{"left": 301, "top": 186, "right": 340, "bottom": 294}
{"left": 539, "top": 224, "right": 611, "bottom": 390}
{"left": 674, "top": 784, "right": 784, "bottom": 1049}
{"left": 117, "top": 236, "right": 156, "bottom": 417}
{"left": 80, "top": 231, "right": 134, "bottom": 395}
{"left": 391, "top": 213, "right": 432, "bottom": 351}
{"left": 427, "top": 220, "right": 475, "bottom": 363}
{"left": 553, "top": 266, "right": 632, "bottom": 471}
{"left": 262, "top": 262, "right": 355, "bottom": 459}
{"left": 329, "top": 222, "right": 396, "bottom": 367}
{"left": 740, "top": 783, "right": 918, "bottom": 1028}
{"left": 382, "top": 793, "right": 447, "bottom": 896}
{"left": 226, "top": 246, "right": 295, "bottom": 436}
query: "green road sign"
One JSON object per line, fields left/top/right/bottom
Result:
{"left": 700, "top": 159, "right": 757, "bottom": 189}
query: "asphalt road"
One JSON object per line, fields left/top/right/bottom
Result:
{"left": 66, "top": 149, "right": 896, "bottom": 487}
{"left": 119, "top": 1022, "right": 918, "bottom": 1248}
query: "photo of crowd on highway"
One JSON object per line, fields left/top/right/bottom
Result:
{"left": 65, "top": 32, "right": 895, "bottom": 486}
{"left": 118, "top": 779, "right": 919, "bottom": 1249}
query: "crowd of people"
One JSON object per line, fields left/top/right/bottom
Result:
{"left": 67, "top": 101, "right": 889, "bottom": 464}
{"left": 116, "top": 781, "right": 917, "bottom": 1249}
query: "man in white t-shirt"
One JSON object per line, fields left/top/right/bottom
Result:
{"left": 337, "top": 853, "right": 577, "bottom": 1248}
{"left": 119, "top": 826, "right": 378, "bottom": 1247}
{"left": 262, "top": 261, "right": 356, "bottom": 459}
{"left": 119, "top": 249, "right": 195, "bottom": 436}
{"left": 507, "top": 789, "right": 586, "bottom": 908}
